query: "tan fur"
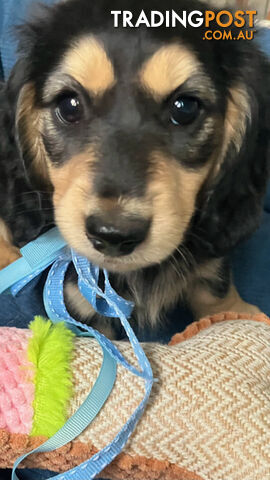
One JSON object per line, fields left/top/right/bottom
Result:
{"left": 201, "top": 84, "right": 251, "bottom": 193}
{"left": 48, "top": 152, "right": 97, "bottom": 202}
{"left": 65, "top": 282, "right": 96, "bottom": 319}
{"left": 191, "top": 284, "right": 260, "bottom": 319}
{"left": 64, "top": 281, "right": 118, "bottom": 339}
{"left": 16, "top": 83, "right": 49, "bottom": 183}
{"left": 194, "top": 258, "right": 223, "bottom": 282}
{"left": 126, "top": 266, "right": 188, "bottom": 328}
{"left": 139, "top": 44, "right": 213, "bottom": 101}
{"left": 142, "top": 152, "right": 210, "bottom": 266}
{"left": 98, "top": 196, "right": 152, "bottom": 219}
{"left": 61, "top": 36, "right": 115, "bottom": 96}
{"left": 221, "top": 84, "right": 251, "bottom": 162}
{"left": 0, "top": 220, "right": 20, "bottom": 270}
{"left": 48, "top": 151, "right": 104, "bottom": 262}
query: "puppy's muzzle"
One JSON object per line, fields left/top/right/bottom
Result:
{"left": 86, "top": 214, "right": 150, "bottom": 257}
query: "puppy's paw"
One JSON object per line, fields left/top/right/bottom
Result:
{"left": 90, "top": 315, "right": 124, "bottom": 340}
{"left": 232, "top": 301, "right": 261, "bottom": 316}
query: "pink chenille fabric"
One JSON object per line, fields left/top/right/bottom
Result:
{"left": 0, "top": 328, "right": 34, "bottom": 434}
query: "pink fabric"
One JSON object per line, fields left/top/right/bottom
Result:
{"left": 0, "top": 328, "right": 34, "bottom": 434}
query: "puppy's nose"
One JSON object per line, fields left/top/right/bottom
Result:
{"left": 86, "top": 215, "right": 150, "bottom": 257}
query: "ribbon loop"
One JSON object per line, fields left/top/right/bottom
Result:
{"left": 72, "top": 251, "right": 134, "bottom": 319}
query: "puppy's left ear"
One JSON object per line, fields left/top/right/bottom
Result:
{"left": 189, "top": 40, "right": 270, "bottom": 259}
{"left": 6, "top": 59, "right": 50, "bottom": 189}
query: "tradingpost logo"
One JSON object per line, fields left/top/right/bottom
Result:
{"left": 111, "top": 10, "right": 257, "bottom": 41}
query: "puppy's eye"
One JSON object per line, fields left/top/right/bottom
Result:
{"left": 55, "top": 94, "right": 82, "bottom": 124}
{"left": 170, "top": 97, "right": 200, "bottom": 126}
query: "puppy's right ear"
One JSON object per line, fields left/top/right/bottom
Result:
{"left": 6, "top": 59, "right": 50, "bottom": 189}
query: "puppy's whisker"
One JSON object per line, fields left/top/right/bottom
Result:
{"left": 9, "top": 191, "right": 52, "bottom": 199}
{"left": 169, "top": 258, "right": 185, "bottom": 282}
{"left": 174, "top": 247, "right": 189, "bottom": 268}
{"left": 14, "top": 207, "right": 54, "bottom": 216}
{"left": 181, "top": 244, "right": 195, "bottom": 262}
{"left": 173, "top": 246, "right": 191, "bottom": 271}
{"left": 186, "top": 231, "right": 204, "bottom": 244}
{"left": 8, "top": 199, "right": 52, "bottom": 210}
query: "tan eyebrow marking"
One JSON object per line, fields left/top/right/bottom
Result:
{"left": 139, "top": 44, "right": 204, "bottom": 100}
{"left": 61, "top": 36, "right": 115, "bottom": 96}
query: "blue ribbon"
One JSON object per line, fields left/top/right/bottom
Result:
{"left": 41, "top": 250, "right": 153, "bottom": 480}
{"left": 0, "top": 227, "right": 67, "bottom": 296}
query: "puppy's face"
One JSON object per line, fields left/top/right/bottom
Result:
{"left": 15, "top": 1, "right": 262, "bottom": 271}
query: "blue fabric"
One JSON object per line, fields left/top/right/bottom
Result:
{"left": 0, "top": 0, "right": 56, "bottom": 79}
{"left": 17, "top": 470, "right": 57, "bottom": 479}
{"left": 233, "top": 210, "right": 270, "bottom": 314}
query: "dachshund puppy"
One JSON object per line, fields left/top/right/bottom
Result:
{"left": 0, "top": 0, "right": 269, "bottom": 338}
